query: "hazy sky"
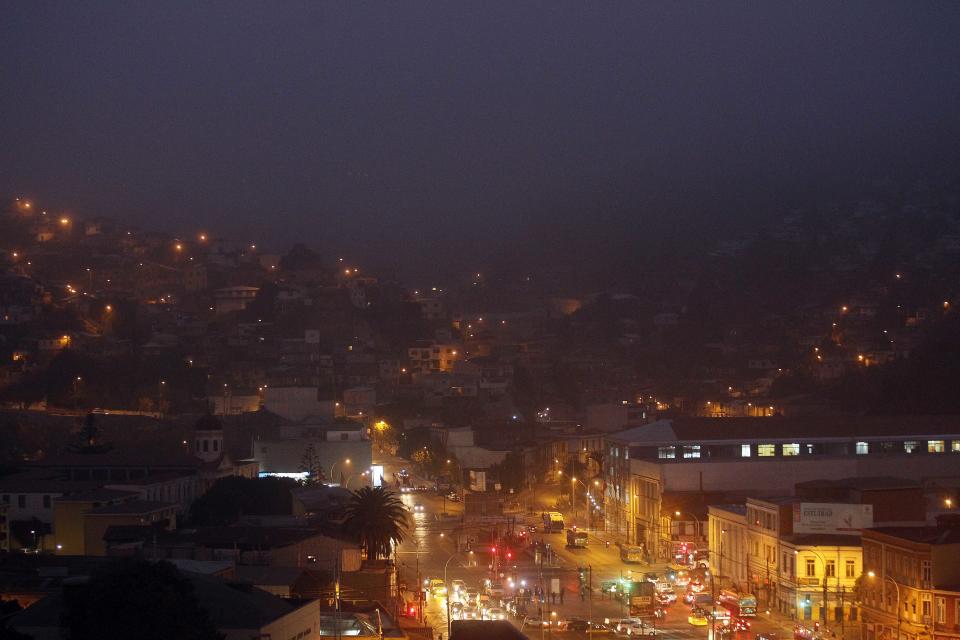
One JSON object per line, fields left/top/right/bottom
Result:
{"left": 3, "top": 2, "right": 960, "bottom": 280}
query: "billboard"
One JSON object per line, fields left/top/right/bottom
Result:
{"left": 792, "top": 503, "right": 873, "bottom": 533}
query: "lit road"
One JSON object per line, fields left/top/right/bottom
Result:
{"left": 376, "top": 454, "right": 793, "bottom": 640}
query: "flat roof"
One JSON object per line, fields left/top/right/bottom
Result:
{"left": 87, "top": 500, "right": 174, "bottom": 515}
{"left": 609, "top": 416, "right": 960, "bottom": 445}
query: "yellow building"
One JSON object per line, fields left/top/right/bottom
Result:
{"left": 51, "top": 488, "right": 141, "bottom": 555}
{"left": 780, "top": 535, "right": 862, "bottom": 624}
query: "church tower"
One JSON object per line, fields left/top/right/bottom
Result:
{"left": 193, "top": 414, "right": 224, "bottom": 463}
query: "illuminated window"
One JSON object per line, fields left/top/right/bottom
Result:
{"left": 741, "top": 444, "right": 751, "bottom": 457}
{"left": 856, "top": 442, "right": 869, "bottom": 455}
{"left": 806, "top": 558, "right": 816, "bottom": 577}
{"left": 683, "top": 445, "right": 701, "bottom": 459}
{"left": 758, "top": 444, "right": 776, "bottom": 457}
{"left": 825, "top": 560, "right": 835, "bottom": 578}
{"left": 782, "top": 443, "right": 800, "bottom": 456}
{"left": 952, "top": 441, "right": 960, "bottom": 452}
{"left": 846, "top": 560, "right": 855, "bottom": 578}
{"left": 658, "top": 447, "right": 676, "bottom": 459}
{"left": 928, "top": 440, "right": 945, "bottom": 453}
{"left": 903, "top": 441, "right": 918, "bottom": 453}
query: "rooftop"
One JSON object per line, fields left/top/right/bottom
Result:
{"left": 87, "top": 499, "right": 174, "bottom": 515}
{"left": 781, "top": 534, "right": 863, "bottom": 547}
{"left": 865, "top": 526, "right": 960, "bottom": 545}
{"left": 610, "top": 416, "right": 960, "bottom": 445}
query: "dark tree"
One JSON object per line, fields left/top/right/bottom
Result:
{"left": 188, "top": 476, "right": 295, "bottom": 526}
{"left": 343, "top": 486, "right": 408, "bottom": 561}
{"left": 299, "top": 443, "right": 325, "bottom": 486}
{"left": 60, "top": 558, "right": 223, "bottom": 640}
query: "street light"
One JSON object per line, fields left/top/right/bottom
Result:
{"left": 330, "top": 459, "right": 351, "bottom": 485}
{"left": 796, "top": 549, "right": 830, "bottom": 625}
{"left": 867, "top": 571, "right": 901, "bottom": 640}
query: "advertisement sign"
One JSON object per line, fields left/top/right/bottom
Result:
{"left": 792, "top": 503, "right": 873, "bottom": 533}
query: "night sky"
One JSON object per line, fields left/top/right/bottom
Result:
{"left": 3, "top": 2, "right": 960, "bottom": 280}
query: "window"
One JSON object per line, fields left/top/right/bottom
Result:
{"left": 952, "top": 440, "right": 960, "bottom": 452}
{"left": 18, "top": 495, "right": 26, "bottom": 508}
{"left": 758, "top": 444, "right": 776, "bottom": 457}
{"left": 1, "top": 494, "right": 8, "bottom": 504}
{"left": 806, "top": 558, "right": 816, "bottom": 577}
{"left": 782, "top": 443, "right": 800, "bottom": 456}
{"left": 904, "top": 441, "right": 918, "bottom": 453}
{"left": 196, "top": 441, "right": 201, "bottom": 452}
{"left": 856, "top": 442, "right": 869, "bottom": 455}
{"left": 922, "top": 595, "right": 931, "bottom": 618}
{"left": 921, "top": 561, "right": 932, "bottom": 584}
{"left": 212, "top": 439, "right": 219, "bottom": 451}
{"left": 826, "top": 560, "right": 836, "bottom": 578}
{"left": 43, "top": 495, "right": 51, "bottom": 509}
{"left": 341, "top": 433, "right": 349, "bottom": 441}
{"left": 846, "top": 559, "right": 856, "bottom": 578}
{"left": 683, "top": 445, "right": 701, "bottom": 459}
{"left": 936, "top": 597, "right": 945, "bottom": 624}
{"left": 741, "top": 444, "right": 751, "bottom": 457}
{"left": 658, "top": 447, "right": 676, "bottom": 459}
{"left": 928, "top": 440, "right": 945, "bottom": 453}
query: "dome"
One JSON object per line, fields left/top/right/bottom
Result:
{"left": 194, "top": 413, "right": 223, "bottom": 432}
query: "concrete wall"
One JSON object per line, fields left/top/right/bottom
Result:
{"left": 654, "top": 454, "right": 960, "bottom": 494}
{"left": 0, "top": 491, "right": 62, "bottom": 525}
{"left": 260, "top": 599, "right": 320, "bottom": 640}
{"left": 264, "top": 386, "right": 335, "bottom": 421}
{"left": 253, "top": 438, "right": 372, "bottom": 485}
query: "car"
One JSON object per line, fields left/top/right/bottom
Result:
{"left": 485, "top": 607, "right": 506, "bottom": 620}
{"left": 656, "top": 581, "right": 674, "bottom": 593}
{"left": 717, "top": 626, "right": 737, "bottom": 640}
{"left": 730, "top": 618, "right": 750, "bottom": 631}
{"left": 451, "top": 579, "right": 466, "bottom": 595}
{"left": 521, "top": 616, "right": 548, "bottom": 629}
{"left": 657, "top": 591, "right": 677, "bottom": 605}
{"left": 644, "top": 572, "right": 661, "bottom": 583}
{"left": 429, "top": 579, "right": 446, "bottom": 595}
{"left": 464, "top": 589, "right": 480, "bottom": 605}
{"left": 566, "top": 619, "right": 612, "bottom": 635}
{"left": 446, "top": 492, "right": 461, "bottom": 502}
{"left": 756, "top": 633, "right": 779, "bottom": 640}
{"left": 412, "top": 503, "right": 425, "bottom": 513}
{"left": 688, "top": 609, "right": 710, "bottom": 626}
{"left": 486, "top": 582, "right": 505, "bottom": 598}
{"left": 462, "top": 605, "right": 480, "bottom": 620}
{"left": 610, "top": 618, "right": 643, "bottom": 635}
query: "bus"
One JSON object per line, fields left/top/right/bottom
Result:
{"left": 542, "top": 511, "right": 565, "bottom": 532}
{"left": 719, "top": 590, "right": 758, "bottom": 617}
{"left": 566, "top": 528, "right": 588, "bottom": 547}
{"left": 620, "top": 544, "right": 644, "bottom": 563}
{"left": 629, "top": 580, "right": 657, "bottom": 618}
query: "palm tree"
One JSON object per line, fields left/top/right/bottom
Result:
{"left": 343, "top": 486, "right": 409, "bottom": 561}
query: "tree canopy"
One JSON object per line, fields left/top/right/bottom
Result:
{"left": 61, "top": 558, "right": 223, "bottom": 640}
{"left": 188, "top": 476, "right": 296, "bottom": 525}
{"left": 343, "top": 486, "right": 408, "bottom": 561}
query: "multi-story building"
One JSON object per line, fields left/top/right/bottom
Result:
{"left": 406, "top": 341, "right": 460, "bottom": 374}
{"left": 708, "top": 504, "right": 750, "bottom": 591}
{"left": 861, "top": 517, "right": 960, "bottom": 640}
{"left": 604, "top": 417, "right": 960, "bottom": 551}
{"left": 779, "top": 534, "right": 862, "bottom": 623}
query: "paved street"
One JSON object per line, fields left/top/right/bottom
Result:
{"left": 375, "top": 453, "right": 799, "bottom": 640}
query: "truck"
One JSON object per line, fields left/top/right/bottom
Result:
{"left": 620, "top": 544, "right": 645, "bottom": 563}
{"left": 542, "top": 511, "right": 565, "bottom": 532}
{"left": 566, "top": 528, "right": 588, "bottom": 547}
{"left": 628, "top": 580, "right": 657, "bottom": 618}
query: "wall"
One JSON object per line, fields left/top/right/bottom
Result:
{"left": 254, "top": 438, "right": 372, "bottom": 485}
{"left": 0, "top": 491, "right": 62, "bottom": 525}
{"left": 264, "top": 386, "right": 335, "bottom": 421}
{"left": 260, "top": 599, "right": 320, "bottom": 640}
